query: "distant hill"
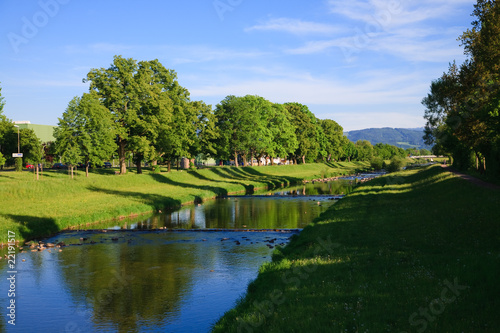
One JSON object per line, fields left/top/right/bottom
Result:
{"left": 344, "top": 127, "right": 432, "bottom": 150}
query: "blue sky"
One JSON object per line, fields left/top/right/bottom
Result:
{"left": 0, "top": 0, "right": 475, "bottom": 131}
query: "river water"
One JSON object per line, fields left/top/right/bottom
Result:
{"left": 0, "top": 180, "right": 354, "bottom": 332}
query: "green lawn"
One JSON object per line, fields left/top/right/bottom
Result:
{"left": 212, "top": 165, "right": 500, "bottom": 332}
{"left": 0, "top": 162, "right": 369, "bottom": 244}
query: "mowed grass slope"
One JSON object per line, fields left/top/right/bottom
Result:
{"left": 212, "top": 165, "right": 500, "bottom": 332}
{"left": 0, "top": 162, "right": 369, "bottom": 243}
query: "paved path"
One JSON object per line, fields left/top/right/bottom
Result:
{"left": 441, "top": 165, "right": 500, "bottom": 190}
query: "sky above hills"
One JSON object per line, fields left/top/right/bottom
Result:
{"left": 0, "top": 0, "right": 475, "bottom": 131}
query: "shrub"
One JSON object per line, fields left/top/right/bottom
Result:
{"left": 15, "top": 158, "right": 23, "bottom": 172}
{"left": 370, "top": 157, "right": 384, "bottom": 170}
{"left": 386, "top": 156, "right": 406, "bottom": 173}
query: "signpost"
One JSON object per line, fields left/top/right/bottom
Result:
{"left": 12, "top": 153, "right": 23, "bottom": 158}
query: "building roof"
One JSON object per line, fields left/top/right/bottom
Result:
{"left": 14, "top": 122, "right": 56, "bottom": 143}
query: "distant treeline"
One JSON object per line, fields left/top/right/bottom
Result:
{"left": 1, "top": 56, "right": 423, "bottom": 175}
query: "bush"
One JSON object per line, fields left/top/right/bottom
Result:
{"left": 15, "top": 158, "right": 23, "bottom": 172}
{"left": 370, "top": 157, "right": 384, "bottom": 170}
{"left": 386, "top": 156, "right": 406, "bottom": 173}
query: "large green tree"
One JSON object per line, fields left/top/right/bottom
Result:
{"left": 267, "top": 103, "right": 298, "bottom": 165}
{"left": 424, "top": 0, "right": 500, "bottom": 174}
{"left": 319, "top": 119, "right": 344, "bottom": 162}
{"left": 214, "top": 95, "right": 258, "bottom": 166}
{"left": 188, "top": 101, "right": 219, "bottom": 161}
{"left": 85, "top": 56, "right": 185, "bottom": 174}
{"left": 19, "top": 128, "right": 43, "bottom": 175}
{"left": 354, "top": 140, "right": 374, "bottom": 161}
{"left": 284, "top": 102, "right": 321, "bottom": 164}
{"left": 54, "top": 92, "right": 117, "bottom": 177}
{"left": 214, "top": 96, "right": 298, "bottom": 166}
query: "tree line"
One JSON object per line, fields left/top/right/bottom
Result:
{"left": 423, "top": 0, "right": 500, "bottom": 176}
{"left": 0, "top": 56, "right": 415, "bottom": 176}
{"left": 0, "top": 84, "right": 43, "bottom": 173}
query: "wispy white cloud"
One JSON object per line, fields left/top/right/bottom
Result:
{"left": 245, "top": 18, "right": 341, "bottom": 35}
{"left": 190, "top": 69, "right": 426, "bottom": 107}
{"left": 167, "top": 45, "right": 269, "bottom": 65}
{"left": 286, "top": 1, "right": 470, "bottom": 62}
{"left": 285, "top": 39, "right": 340, "bottom": 55}
{"left": 327, "top": 0, "right": 474, "bottom": 27}
{"left": 322, "top": 111, "right": 425, "bottom": 132}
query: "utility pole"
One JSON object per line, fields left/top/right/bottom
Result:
{"left": 13, "top": 125, "right": 19, "bottom": 153}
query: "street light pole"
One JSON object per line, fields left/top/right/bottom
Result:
{"left": 13, "top": 125, "right": 19, "bottom": 153}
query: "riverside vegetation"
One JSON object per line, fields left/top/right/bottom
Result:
{"left": 0, "top": 162, "right": 369, "bottom": 244}
{"left": 212, "top": 165, "right": 500, "bottom": 332}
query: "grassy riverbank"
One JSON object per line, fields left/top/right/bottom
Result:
{"left": 212, "top": 165, "right": 500, "bottom": 332}
{"left": 0, "top": 162, "right": 368, "bottom": 244}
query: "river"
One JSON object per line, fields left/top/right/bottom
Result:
{"left": 0, "top": 180, "right": 355, "bottom": 332}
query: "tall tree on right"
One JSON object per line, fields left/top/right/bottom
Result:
{"left": 423, "top": 0, "right": 500, "bottom": 174}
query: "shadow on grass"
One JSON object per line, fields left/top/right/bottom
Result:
{"left": 4, "top": 214, "right": 60, "bottom": 241}
{"left": 188, "top": 170, "right": 256, "bottom": 195}
{"left": 210, "top": 167, "right": 298, "bottom": 189}
{"left": 149, "top": 173, "right": 230, "bottom": 198}
{"left": 87, "top": 185, "right": 182, "bottom": 209}
{"left": 215, "top": 165, "right": 500, "bottom": 332}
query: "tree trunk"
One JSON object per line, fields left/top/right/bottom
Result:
{"left": 36, "top": 165, "right": 39, "bottom": 180}
{"left": 234, "top": 151, "right": 239, "bottom": 167}
{"left": 242, "top": 155, "right": 247, "bottom": 167}
{"left": 118, "top": 139, "right": 127, "bottom": 175}
{"left": 250, "top": 153, "right": 254, "bottom": 166}
{"left": 167, "top": 160, "right": 171, "bottom": 173}
{"left": 271, "top": 157, "right": 275, "bottom": 166}
{"left": 302, "top": 155, "right": 306, "bottom": 164}
{"left": 136, "top": 153, "right": 143, "bottom": 174}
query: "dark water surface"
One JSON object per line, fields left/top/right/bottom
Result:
{"left": 0, "top": 181, "right": 353, "bottom": 332}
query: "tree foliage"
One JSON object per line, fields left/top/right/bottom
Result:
{"left": 84, "top": 56, "right": 190, "bottom": 174}
{"left": 424, "top": 0, "right": 500, "bottom": 175}
{"left": 54, "top": 92, "right": 117, "bottom": 177}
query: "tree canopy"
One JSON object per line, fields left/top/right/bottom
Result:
{"left": 54, "top": 92, "right": 117, "bottom": 177}
{"left": 423, "top": 0, "right": 500, "bottom": 175}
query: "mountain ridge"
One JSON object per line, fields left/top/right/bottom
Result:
{"left": 344, "top": 127, "right": 431, "bottom": 150}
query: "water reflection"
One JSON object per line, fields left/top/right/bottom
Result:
{"left": 0, "top": 180, "right": 353, "bottom": 332}
{"left": 0, "top": 231, "right": 295, "bottom": 332}
{"left": 77, "top": 180, "right": 354, "bottom": 231}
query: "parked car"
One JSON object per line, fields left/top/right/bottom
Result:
{"left": 103, "top": 162, "right": 112, "bottom": 168}
{"left": 52, "top": 163, "right": 67, "bottom": 169}
{"left": 25, "top": 163, "right": 34, "bottom": 169}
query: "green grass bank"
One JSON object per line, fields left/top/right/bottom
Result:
{"left": 212, "top": 165, "right": 500, "bottom": 332}
{"left": 0, "top": 162, "right": 368, "bottom": 244}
